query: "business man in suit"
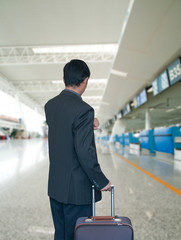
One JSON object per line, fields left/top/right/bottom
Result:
{"left": 44, "top": 59, "right": 111, "bottom": 240}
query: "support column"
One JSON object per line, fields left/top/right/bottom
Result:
{"left": 34, "top": 107, "right": 43, "bottom": 137}
{"left": 145, "top": 108, "right": 151, "bottom": 130}
{"left": 15, "top": 95, "right": 27, "bottom": 138}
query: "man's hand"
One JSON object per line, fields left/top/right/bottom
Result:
{"left": 101, "top": 181, "right": 111, "bottom": 191}
{"left": 93, "top": 118, "right": 99, "bottom": 130}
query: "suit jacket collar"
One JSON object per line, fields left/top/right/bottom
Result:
{"left": 61, "top": 89, "right": 82, "bottom": 100}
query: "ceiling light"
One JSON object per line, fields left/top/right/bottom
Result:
{"left": 118, "top": 0, "right": 135, "bottom": 45}
{"left": 166, "top": 109, "right": 175, "bottom": 112}
{"left": 168, "top": 119, "right": 174, "bottom": 122}
{"left": 32, "top": 44, "right": 118, "bottom": 54}
{"left": 111, "top": 69, "right": 128, "bottom": 77}
{"left": 174, "top": 117, "right": 181, "bottom": 120}
{"left": 52, "top": 80, "right": 64, "bottom": 84}
{"left": 52, "top": 79, "right": 107, "bottom": 84}
{"left": 101, "top": 101, "right": 110, "bottom": 106}
{"left": 89, "top": 79, "right": 107, "bottom": 84}
{"left": 147, "top": 87, "right": 153, "bottom": 93}
{"left": 83, "top": 96, "right": 102, "bottom": 100}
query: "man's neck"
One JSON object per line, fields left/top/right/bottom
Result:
{"left": 65, "top": 86, "right": 82, "bottom": 96}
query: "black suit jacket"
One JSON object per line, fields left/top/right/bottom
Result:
{"left": 44, "top": 89, "right": 109, "bottom": 205}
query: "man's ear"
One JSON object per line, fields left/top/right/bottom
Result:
{"left": 63, "top": 77, "right": 65, "bottom": 84}
{"left": 83, "top": 77, "right": 89, "bottom": 85}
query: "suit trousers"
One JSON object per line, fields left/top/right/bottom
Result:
{"left": 50, "top": 197, "right": 92, "bottom": 240}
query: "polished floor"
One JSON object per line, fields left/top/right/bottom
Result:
{"left": 0, "top": 139, "right": 181, "bottom": 240}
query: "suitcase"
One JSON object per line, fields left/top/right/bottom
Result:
{"left": 74, "top": 185, "right": 134, "bottom": 240}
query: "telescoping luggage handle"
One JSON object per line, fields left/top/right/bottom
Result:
{"left": 92, "top": 185, "right": 115, "bottom": 217}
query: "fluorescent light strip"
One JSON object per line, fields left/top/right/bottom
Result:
{"left": 101, "top": 101, "right": 110, "bottom": 106}
{"left": 33, "top": 44, "right": 118, "bottom": 54}
{"left": 83, "top": 96, "right": 102, "bottom": 100}
{"left": 111, "top": 69, "right": 128, "bottom": 77}
{"left": 52, "top": 79, "right": 107, "bottom": 84}
{"left": 52, "top": 80, "right": 64, "bottom": 84}
{"left": 168, "top": 119, "right": 174, "bottom": 122}
{"left": 89, "top": 79, "right": 107, "bottom": 83}
{"left": 166, "top": 109, "right": 175, "bottom": 113}
{"left": 147, "top": 87, "right": 153, "bottom": 93}
{"left": 118, "top": 0, "right": 135, "bottom": 45}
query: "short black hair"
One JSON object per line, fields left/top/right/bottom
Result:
{"left": 63, "top": 59, "right": 90, "bottom": 87}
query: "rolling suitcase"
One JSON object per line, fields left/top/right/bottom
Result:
{"left": 74, "top": 185, "right": 134, "bottom": 240}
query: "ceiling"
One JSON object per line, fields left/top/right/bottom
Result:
{"left": 0, "top": 0, "right": 181, "bottom": 130}
{"left": 0, "top": 0, "right": 129, "bottom": 115}
{"left": 0, "top": 0, "right": 128, "bottom": 46}
{"left": 100, "top": 0, "right": 181, "bottom": 126}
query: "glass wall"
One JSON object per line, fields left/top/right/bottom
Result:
{"left": 0, "top": 90, "right": 44, "bottom": 136}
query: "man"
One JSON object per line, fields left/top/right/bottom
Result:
{"left": 44, "top": 59, "right": 111, "bottom": 240}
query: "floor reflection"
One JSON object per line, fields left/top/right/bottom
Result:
{"left": 108, "top": 143, "right": 181, "bottom": 190}
{"left": 0, "top": 139, "right": 48, "bottom": 185}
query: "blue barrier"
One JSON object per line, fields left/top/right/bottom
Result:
{"left": 131, "top": 133, "right": 139, "bottom": 144}
{"left": 119, "top": 133, "right": 125, "bottom": 146}
{"left": 124, "top": 133, "right": 131, "bottom": 146}
{"left": 113, "top": 134, "right": 120, "bottom": 144}
{"left": 154, "top": 126, "right": 181, "bottom": 154}
{"left": 140, "top": 129, "right": 155, "bottom": 154}
{"left": 114, "top": 132, "right": 139, "bottom": 147}
{"left": 100, "top": 135, "right": 110, "bottom": 147}
{"left": 175, "top": 139, "right": 181, "bottom": 150}
{"left": 112, "top": 126, "right": 181, "bottom": 155}
{"left": 124, "top": 132, "right": 140, "bottom": 145}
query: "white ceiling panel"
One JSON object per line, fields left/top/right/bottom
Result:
{"left": 0, "top": 62, "right": 111, "bottom": 81}
{"left": 120, "top": 0, "right": 174, "bottom": 51}
{"left": 0, "top": 0, "right": 129, "bottom": 46}
{"left": 98, "top": 0, "right": 181, "bottom": 125}
{"left": 0, "top": 0, "right": 130, "bottom": 115}
{"left": 0, "top": 64, "right": 63, "bottom": 81}
{"left": 101, "top": 74, "right": 144, "bottom": 116}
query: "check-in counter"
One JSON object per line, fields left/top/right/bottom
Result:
{"left": 103, "top": 135, "right": 110, "bottom": 146}
{"left": 131, "top": 133, "right": 139, "bottom": 144}
{"left": 119, "top": 133, "right": 125, "bottom": 147}
{"left": 113, "top": 134, "right": 121, "bottom": 148}
{"left": 99, "top": 135, "right": 110, "bottom": 153}
{"left": 124, "top": 133, "right": 130, "bottom": 146}
{"left": 154, "top": 127, "right": 181, "bottom": 157}
{"left": 101, "top": 136, "right": 110, "bottom": 154}
{"left": 140, "top": 129, "right": 155, "bottom": 154}
{"left": 97, "top": 136, "right": 106, "bottom": 146}
{"left": 96, "top": 136, "right": 101, "bottom": 145}
{"left": 174, "top": 137, "right": 181, "bottom": 160}
{"left": 124, "top": 132, "right": 139, "bottom": 146}
{"left": 129, "top": 133, "right": 140, "bottom": 152}
{"left": 113, "top": 134, "right": 120, "bottom": 144}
